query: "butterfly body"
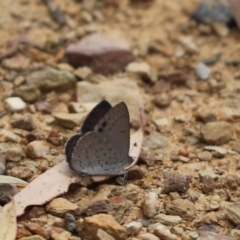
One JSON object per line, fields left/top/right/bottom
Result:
{"left": 65, "top": 101, "right": 133, "bottom": 177}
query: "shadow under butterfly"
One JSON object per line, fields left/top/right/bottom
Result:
{"left": 65, "top": 100, "right": 143, "bottom": 183}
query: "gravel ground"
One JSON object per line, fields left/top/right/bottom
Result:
{"left": 1, "top": 0, "right": 240, "bottom": 239}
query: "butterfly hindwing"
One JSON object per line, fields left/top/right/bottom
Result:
{"left": 71, "top": 131, "right": 127, "bottom": 175}
{"left": 65, "top": 134, "right": 82, "bottom": 167}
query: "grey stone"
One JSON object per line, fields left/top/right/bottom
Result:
{"left": 143, "top": 132, "right": 168, "bottom": 150}
{"left": 12, "top": 85, "right": 41, "bottom": 103}
{"left": 10, "top": 114, "right": 35, "bottom": 131}
{"left": 201, "top": 121, "right": 234, "bottom": 145}
{"left": 53, "top": 112, "right": 87, "bottom": 130}
{"left": 226, "top": 204, "right": 240, "bottom": 225}
{"left": 26, "top": 67, "right": 76, "bottom": 93}
{"left": 6, "top": 146, "right": 25, "bottom": 161}
{"left": 166, "top": 199, "right": 195, "bottom": 220}
{"left": 154, "top": 214, "right": 182, "bottom": 226}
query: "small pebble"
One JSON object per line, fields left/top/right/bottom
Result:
{"left": 142, "top": 192, "right": 159, "bottom": 218}
{"left": 65, "top": 213, "right": 77, "bottom": 234}
{"left": 208, "top": 195, "right": 220, "bottom": 210}
{"left": 0, "top": 129, "right": 21, "bottom": 143}
{"left": 74, "top": 66, "right": 92, "bottom": 80}
{"left": 154, "top": 93, "right": 171, "bottom": 108}
{"left": 124, "top": 221, "right": 142, "bottom": 236}
{"left": 0, "top": 155, "right": 6, "bottom": 174}
{"left": 25, "top": 141, "right": 50, "bottom": 159}
{"left": 201, "top": 121, "right": 234, "bottom": 145}
{"left": 154, "top": 214, "right": 182, "bottom": 226}
{"left": 126, "top": 62, "right": 157, "bottom": 83}
{"left": 35, "top": 101, "right": 52, "bottom": 114}
{"left": 6, "top": 146, "right": 26, "bottom": 161}
{"left": 188, "top": 231, "right": 199, "bottom": 239}
{"left": 162, "top": 173, "right": 191, "bottom": 194}
{"left": 10, "top": 166, "right": 33, "bottom": 180}
{"left": 204, "top": 146, "right": 226, "bottom": 157}
{"left": 154, "top": 224, "right": 178, "bottom": 240}
{"left": 10, "top": 114, "right": 35, "bottom": 131}
{"left": 5, "top": 97, "right": 26, "bottom": 112}
{"left": 197, "top": 151, "right": 212, "bottom": 161}
{"left": 196, "top": 62, "right": 210, "bottom": 80}
{"left": 138, "top": 233, "right": 159, "bottom": 240}
{"left": 171, "top": 226, "right": 184, "bottom": 236}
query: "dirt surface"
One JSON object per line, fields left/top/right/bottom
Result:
{"left": 1, "top": 0, "right": 240, "bottom": 239}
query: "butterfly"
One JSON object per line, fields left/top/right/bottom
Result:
{"left": 65, "top": 100, "right": 133, "bottom": 177}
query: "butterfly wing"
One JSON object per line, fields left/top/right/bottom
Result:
{"left": 81, "top": 100, "right": 112, "bottom": 134}
{"left": 94, "top": 102, "right": 132, "bottom": 169}
{"left": 70, "top": 102, "right": 131, "bottom": 175}
{"left": 65, "top": 134, "right": 82, "bottom": 167}
{"left": 70, "top": 131, "right": 127, "bottom": 175}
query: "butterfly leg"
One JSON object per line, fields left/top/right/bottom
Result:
{"left": 115, "top": 171, "right": 128, "bottom": 185}
{"left": 123, "top": 171, "right": 128, "bottom": 181}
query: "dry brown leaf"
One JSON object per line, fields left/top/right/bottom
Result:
{"left": 0, "top": 200, "right": 17, "bottom": 240}
{"left": 14, "top": 161, "right": 80, "bottom": 217}
{"left": 14, "top": 127, "right": 143, "bottom": 216}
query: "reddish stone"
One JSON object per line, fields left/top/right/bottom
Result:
{"left": 48, "top": 130, "right": 59, "bottom": 138}
{"left": 65, "top": 33, "right": 133, "bottom": 75}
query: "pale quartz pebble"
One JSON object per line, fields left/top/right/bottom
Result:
{"left": 154, "top": 214, "right": 182, "bottom": 226}
{"left": 188, "top": 231, "right": 199, "bottom": 239}
{"left": 126, "top": 62, "right": 157, "bottom": 83}
{"left": 0, "top": 129, "right": 21, "bottom": 143}
{"left": 5, "top": 97, "right": 26, "bottom": 112}
{"left": 208, "top": 195, "right": 221, "bottom": 211}
{"left": 6, "top": 146, "right": 26, "bottom": 161}
{"left": 196, "top": 62, "right": 210, "bottom": 80}
{"left": 142, "top": 192, "right": 159, "bottom": 218}
{"left": 154, "top": 118, "right": 169, "bottom": 127}
{"left": 0, "top": 155, "right": 6, "bottom": 174}
{"left": 124, "top": 221, "right": 142, "bottom": 236}
{"left": 154, "top": 224, "right": 178, "bottom": 240}
{"left": 25, "top": 141, "right": 50, "bottom": 159}
{"left": 204, "top": 146, "right": 226, "bottom": 156}
{"left": 138, "top": 233, "right": 160, "bottom": 240}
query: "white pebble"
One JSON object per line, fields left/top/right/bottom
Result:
{"left": 124, "top": 221, "right": 142, "bottom": 236}
{"left": 142, "top": 192, "right": 159, "bottom": 218}
{"left": 5, "top": 97, "right": 26, "bottom": 112}
{"left": 196, "top": 62, "right": 210, "bottom": 80}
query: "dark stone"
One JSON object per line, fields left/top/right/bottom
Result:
{"left": 10, "top": 114, "right": 35, "bottom": 131}
{"left": 162, "top": 173, "right": 192, "bottom": 194}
